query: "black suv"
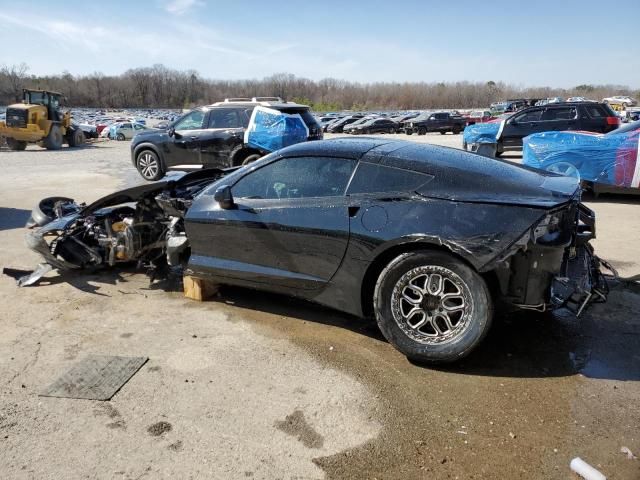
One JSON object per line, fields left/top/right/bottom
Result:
{"left": 131, "top": 98, "right": 322, "bottom": 181}
{"left": 488, "top": 102, "right": 619, "bottom": 155}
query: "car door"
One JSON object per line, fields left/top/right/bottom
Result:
{"left": 164, "top": 109, "right": 207, "bottom": 168}
{"left": 185, "top": 156, "right": 357, "bottom": 292}
{"left": 198, "top": 107, "right": 247, "bottom": 168}
{"left": 501, "top": 108, "right": 545, "bottom": 148}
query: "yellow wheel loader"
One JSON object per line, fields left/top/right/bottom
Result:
{"left": 0, "top": 89, "right": 85, "bottom": 151}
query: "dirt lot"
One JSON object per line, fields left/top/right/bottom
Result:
{"left": 1, "top": 135, "right": 639, "bottom": 480}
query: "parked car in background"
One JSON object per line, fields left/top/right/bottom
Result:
{"left": 112, "top": 122, "right": 149, "bottom": 140}
{"left": 154, "top": 121, "right": 169, "bottom": 129}
{"left": 326, "top": 115, "right": 364, "bottom": 133}
{"left": 523, "top": 120, "right": 640, "bottom": 192}
{"left": 343, "top": 116, "right": 378, "bottom": 134}
{"left": 464, "top": 110, "right": 496, "bottom": 126}
{"left": 404, "top": 111, "right": 467, "bottom": 135}
{"left": 23, "top": 138, "right": 605, "bottom": 363}
{"left": 346, "top": 117, "right": 398, "bottom": 134}
{"left": 463, "top": 102, "right": 620, "bottom": 156}
{"left": 603, "top": 95, "right": 637, "bottom": 107}
{"left": 130, "top": 97, "right": 322, "bottom": 181}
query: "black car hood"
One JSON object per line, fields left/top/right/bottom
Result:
{"left": 365, "top": 143, "right": 580, "bottom": 208}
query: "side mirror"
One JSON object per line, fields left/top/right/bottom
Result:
{"left": 213, "top": 185, "right": 234, "bottom": 210}
{"left": 167, "top": 127, "right": 175, "bottom": 137}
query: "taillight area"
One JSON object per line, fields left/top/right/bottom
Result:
{"left": 606, "top": 116, "right": 621, "bottom": 126}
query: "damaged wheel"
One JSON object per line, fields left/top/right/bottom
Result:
{"left": 374, "top": 251, "right": 492, "bottom": 363}
{"left": 136, "top": 150, "right": 164, "bottom": 181}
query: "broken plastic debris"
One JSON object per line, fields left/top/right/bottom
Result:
{"left": 570, "top": 457, "right": 606, "bottom": 480}
{"left": 620, "top": 446, "right": 637, "bottom": 460}
{"left": 17, "top": 263, "right": 53, "bottom": 287}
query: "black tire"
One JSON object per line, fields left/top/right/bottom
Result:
{"left": 439, "top": 131, "right": 447, "bottom": 135}
{"left": 116, "top": 133, "right": 126, "bottom": 141}
{"left": 405, "top": 131, "right": 413, "bottom": 136}
{"left": 374, "top": 250, "right": 493, "bottom": 364}
{"left": 462, "top": 140, "right": 468, "bottom": 150}
{"left": 418, "top": 128, "right": 427, "bottom": 135}
{"left": 44, "top": 125, "right": 64, "bottom": 150}
{"left": 68, "top": 129, "right": 85, "bottom": 147}
{"left": 242, "top": 153, "right": 262, "bottom": 165}
{"left": 6, "top": 138, "right": 27, "bottom": 151}
{"left": 452, "top": 124, "right": 462, "bottom": 134}
{"left": 494, "top": 143, "right": 504, "bottom": 157}
{"left": 136, "top": 149, "right": 164, "bottom": 181}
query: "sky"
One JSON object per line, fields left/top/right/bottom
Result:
{"left": 0, "top": 0, "right": 638, "bottom": 88}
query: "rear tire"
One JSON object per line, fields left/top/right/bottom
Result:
{"left": 116, "top": 133, "right": 126, "bottom": 141}
{"left": 44, "top": 125, "right": 64, "bottom": 150}
{"left": 7, "top": 138, "right": 27, "bottom": 151}
{"left": 136, "top": 150, "right": 164, "bottom": 181}
{"left": 374, "top": 250, "right": 493, "bottom": 364}
{"left": 439, "top": 131, "right": 446, "bottom": 135}
{"left": 452, "top": 124, "right": 462, "bottom": 134}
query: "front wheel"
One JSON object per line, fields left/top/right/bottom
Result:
{"left": 116, "top": 133, "right": 126, "bottom": 141}
{"left": 439, "top": 131, "right": 446, "bottom": 135}
{"left": 452, "top": 124, "right": 462, "bottom": 134}
{"left": 44, "top": 125, "right": 63, "bottom": 150}
{"left": 136, "top": 150, "right": 164, "bottom": 181}
{"left": 374, "top": 251, "right": 493, "bottom": 363}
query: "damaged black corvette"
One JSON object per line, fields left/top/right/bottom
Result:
{"left": 19, "top": 138, "right": 607, "bottom": 363}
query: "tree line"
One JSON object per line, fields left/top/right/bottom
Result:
{"left": 1, "top": 63, "right": 637, "bottom": 112}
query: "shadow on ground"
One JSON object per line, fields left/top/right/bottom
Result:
{"left": 5, "top": 264, "right": 639, "bottom": 382}
{"left": 0, "top": 207, "right": 31, "bottom": 231}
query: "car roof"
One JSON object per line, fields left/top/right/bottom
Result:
{"left": 277, "top": 137, "right": 397, "bottom": 159}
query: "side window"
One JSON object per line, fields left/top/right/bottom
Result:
{"left": 232, "top": 157, "right": 357, "bottom": 200}
{"left": 208, "top": 109, "right": 241, "bottom": 128}
{"left": 585, "top": 106, "right": 606, "bottom": 118}
{"left": 347, "top": 162, "right": 433, "bottom": 195}
{"left": 122, "top": 123, "right": 131, "bottom": 129}
{"left": 174, "top": 110, "right": 205, "bottom": 131}
{"left": 514, "top": 109, "right": 542, "bottom": 122}
{"left": 134, "top": 124, "right": 143, "bottom": 130}
{"left": 541, "top": 107, "right": 577, "bottom": 121}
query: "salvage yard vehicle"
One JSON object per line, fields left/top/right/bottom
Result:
{"left": 327, "top": 114, "right": 365, "bottom": 133}
{"left": 464, "top": 110, "right": 496, "bottom": 126}
{"left": 0, "top": 89, "right": 85, "bottom": 150}
{"left": 463, "top": 102, "right": 621, "bottom": 156}
{"left": 523, "top": 119, "right": 640, "bottom": 193}
{"left": 603, "top": 95, "right": 637, "bottom": 107}
{"left": 19, "top": 138, "right": 606, "bottom": 364}
{"left": 111, "top": 121, "right": 148, "bottom": 140}
{"left": 347, "top": 117, "right": 397, "bottom": 134}
{"left": 403, "top": 111, "right": 467, "bottom": 135}
{"left": 130, "top": 97, "right": 322, "bottom": 181}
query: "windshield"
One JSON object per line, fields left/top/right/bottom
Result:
{"left": 605, "top": 120, "right": 640, "bottom": 136}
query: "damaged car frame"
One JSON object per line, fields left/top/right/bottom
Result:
{"left": 19, "top": 138, "right": 607, "bottom": 363}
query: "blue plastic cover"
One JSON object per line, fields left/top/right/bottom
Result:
{"left": 522, "top": 127, "right": 640, "bottom": 188}
{"left": 244, "top": 106, "right": 309, "bottom": 153}
{"left": 463, "top": 120, "right": 504, "bottom": 145}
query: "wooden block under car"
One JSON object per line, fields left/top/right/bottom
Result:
{"left": 183, "top": 275, "right": 219, "bottom": 301}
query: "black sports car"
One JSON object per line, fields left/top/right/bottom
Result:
{"left": 18, "top": 138, "right": 606, "bottom": 363}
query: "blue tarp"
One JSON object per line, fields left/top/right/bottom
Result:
{"left": 462, "top": 120, "right": 504, "bottom": 145}
{"left": 244, "top": 106, "right": 309, "bottom": 153}
{"left": 522, "top": 127, "right": 640, "bottom": 188}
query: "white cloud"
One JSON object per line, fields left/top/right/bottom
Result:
{"left": 164, "top": 0, "right": 203, "bottom": 15}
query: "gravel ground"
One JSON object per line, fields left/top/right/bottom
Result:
{"left": 0, "top": 135, "right": 639, "bottom": 479}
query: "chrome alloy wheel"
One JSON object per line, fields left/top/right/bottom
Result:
{"left": 391, "top": 266, "right": 473, "bottom": 344}
{"left": 138, "top": 153, "right": 159, "bottom": 180}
